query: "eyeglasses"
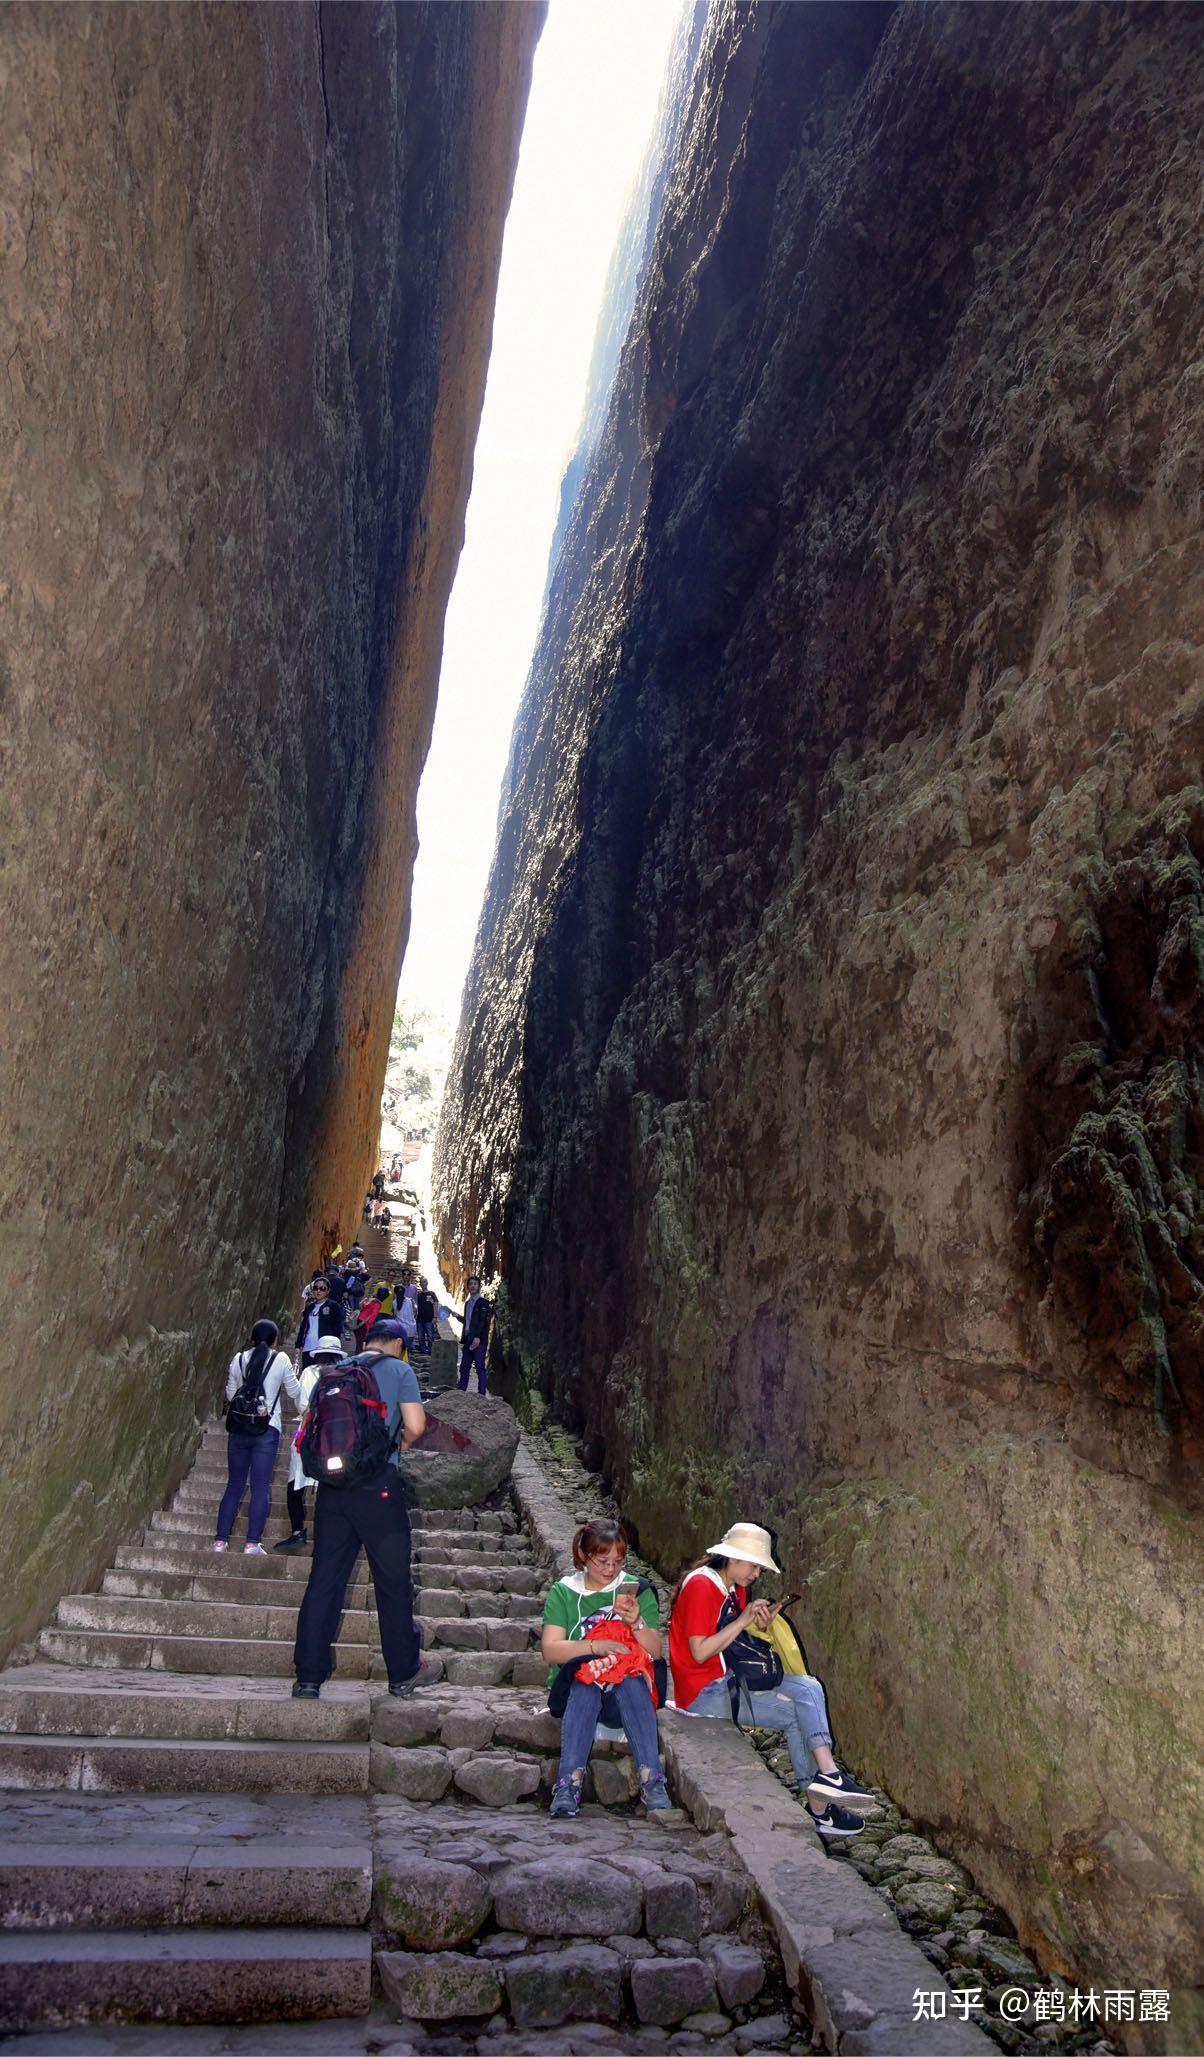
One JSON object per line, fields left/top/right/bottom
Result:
{"left": 312, "top": 1284, "right": 329, "bottom": 1294}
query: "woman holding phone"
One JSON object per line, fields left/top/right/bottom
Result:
{"left": 668, "top": 1520, "right": 873, "bottom": 1839}
{"left": 541, "top": 1517, "right": 671, "bottom": 1819}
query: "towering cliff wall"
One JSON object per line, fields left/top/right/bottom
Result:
{"left": 0, "top": 0, "right": 540, "bottom": 1657}
{"left": 436, "top": 1, "right": 1204, "bottom": 2032}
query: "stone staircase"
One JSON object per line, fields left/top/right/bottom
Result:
{"left": 0, "top": 1423, "right": 542, "bottom": 2030}
{"left": 33, "top": 1423, "right": 548, "bottom": 1689}
{"left": 0, "top": 1422, "right": 806, "bottom": 2049}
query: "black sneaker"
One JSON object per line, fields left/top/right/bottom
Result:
{"left": 808, "top": 1802, "right": 866, "bottom": 1839}
{"left": 807, "top": 1765, "right": 876, "bottom": 1810}
{"left": 388, "top": 1656, "right": 446, "bottom": 1696}
{"left": 292, "top": 1681, "right": 321, "bottom": 1700}
{"left": 273, "top": 1531, "right": 307, "bottom": 1552}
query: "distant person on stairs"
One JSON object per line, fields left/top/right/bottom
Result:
{"left": 214, "top": 1320, "right": 301, "bottom": 1556}
{"left": 455, "top": 1276, "right": 490, "bottom": 1393}
{"left": 414, "top": 1278, "right": 437, "bottom": 1356}
{"left": 275, "top": 1331, "right": 344, "bottom": 1552}
{"left": 292, "top": 1316, "right": 444, "bottom": 1700}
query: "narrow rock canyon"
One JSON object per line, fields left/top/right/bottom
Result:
{"left": 436, "top": 0, "right": 1204, "bottom": 2035}
{"left": 0, "top": 2, "right": 540, "bottom": 1655}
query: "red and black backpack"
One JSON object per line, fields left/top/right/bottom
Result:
{"left": 297, "top": 1352, "right": 397, "bottom": 1488}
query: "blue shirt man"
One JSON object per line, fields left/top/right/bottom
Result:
{"left": 292, "top": 1316, "right": 440, "bottom": 1700}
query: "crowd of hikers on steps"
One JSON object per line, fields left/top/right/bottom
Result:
{"left": 213, "top": 1246, "right": 874, "bottom": 1841}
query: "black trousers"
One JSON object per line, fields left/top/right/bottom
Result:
{"left": 293, "top": 1469, "right": 421, "bottom": 1687}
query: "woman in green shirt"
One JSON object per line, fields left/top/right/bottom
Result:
{"left": 540, "top": 1517, "right": 670, "bottom": 1819}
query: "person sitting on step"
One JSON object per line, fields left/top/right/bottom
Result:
{"left": 668, "top": 1520, "right": 873, "bottom": 1840}
{"left": 541, "top": 1517, "right": 670, "bottom": 1818}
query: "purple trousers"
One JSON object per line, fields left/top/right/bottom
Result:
{"left": 458, "top": 1339, "right": 487, "bottom": 1394}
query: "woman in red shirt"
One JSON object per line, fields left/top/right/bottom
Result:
{"left": 668, "top": 1521, "right": 873, "bottom": 1840}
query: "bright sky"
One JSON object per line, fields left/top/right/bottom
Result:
{"left": 399, "top": 0, "right": 682, "bottom": 1028}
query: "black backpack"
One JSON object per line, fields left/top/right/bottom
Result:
{"left": 718, "top": 1591, "right": 784, "bottom": 1702}
{"left": 297, "top": 1352, "right": 397, "bottom": 1488}
{"left": 226, "top": 1349, "right": 275, "bottom": 1438}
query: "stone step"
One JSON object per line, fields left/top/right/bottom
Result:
{"left": 0, "top": 1665, "right": 370, "bottom": 1743}
{"left": 0, "top": 1836, "right": 371, "bottom": 1926}
{"left": 51, "top": 1595, "right": 538, "bottom": 1652}
{"left": 0, "top": 1926, "right": 372, "bottom": 2027}
{"left": 116, "top": 1538, "right": 535, "bottom": 1579}
{"left": 103, "top": 1568, "right": 376, "bottom": 1609}
{"left": 35, "top": 1629, "right": 545, "bottom": 1689}
{"left": 113, "top": 1542, "right": 542, "bottom": 1592}
{"left": 36, "top": 1628, "right": 379, "bottom": 1679}
{"left": 100, "top": 1568, "right": 544, "bottom": 1619}
{"left": 0, "top": 1733, "right": 369, "bottom": 1795}
{"left": 146, "top": 1510, "right": 533, "bottom": 1555}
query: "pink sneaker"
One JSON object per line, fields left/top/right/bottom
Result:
{"left": 244, "top": 1543, "right": 267, "bottom": 1556}
{"left": 212, "top": 1541, "right": 228, "bottom": 1553}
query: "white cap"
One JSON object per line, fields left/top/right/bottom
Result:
{"left": 309, "top": 1335, "right": 346, "bottom": 1358}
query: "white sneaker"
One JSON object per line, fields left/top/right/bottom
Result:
{"left": 244, "top": 1543, "right": 266, "bottom": 1556}
{"left": 212, "top": 1541, "right": 228, "bottom": 1553}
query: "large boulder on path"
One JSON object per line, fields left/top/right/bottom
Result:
{"left": 399, "top": 1390, "right": 519, "bottom": 1507}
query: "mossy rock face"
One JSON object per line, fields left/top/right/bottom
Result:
{"left": 374, "top": 1855, "right": 492, "bottom": 1950}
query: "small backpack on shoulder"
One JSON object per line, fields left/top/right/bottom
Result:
{"left": 717, "top": 1591, "right": 785, "bottom": 1701}
{"left": 297, "top": 1352, "right": 397, "bottom": 1488}
{"left": 226, "top": 1350, "right": 275, "bottom": 1438}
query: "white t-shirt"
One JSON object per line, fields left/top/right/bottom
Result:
{"left": 225, "top": 1349, "right": 301, "bottom": 1433}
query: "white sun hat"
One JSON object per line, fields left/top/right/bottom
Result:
{"left": 705, "top": 1522, "right": 781, "bottom": 1575}
{"left": 309, "top": 1334, "right": 346, "bottom": 1357}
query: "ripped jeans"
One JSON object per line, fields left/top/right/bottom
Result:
{"left": 689, "top": 1672, "right": 834, "bottom": 1792}
{"left": 557, "top": 1676, "right": 663, "bottom": 1792}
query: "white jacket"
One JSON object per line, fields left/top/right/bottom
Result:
{"left": 224, "top": 1348, "right": 301, "bottom": 1434}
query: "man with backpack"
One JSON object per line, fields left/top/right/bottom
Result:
{"left": 292, "top": 1316, "right": 445, "bottom": 1700}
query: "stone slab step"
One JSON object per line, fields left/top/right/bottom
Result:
{"left": 54, "top": 1596, "right": 378, "bottom": 1646}
{"left": 127, "top": 1541, "right": 537, "bottom": 1586}
{"left": 113, "top": 1545, "right": 543, "bottom": 1595}
{"left": 0, "top": 1667, "right": 370, "bottom": 1743}
{"left": 103, "top": 1569, "right": 376, "bottom": 1609}
{"left": 99, "top": 1569, "right": 542, "bottom": 1619}
{"left": 0, "top": 1838, "right": 371, "bottom": 1927}
{"left": 51, "top": 1597, "right": 537, "bottom": 1653}
{"left": 0, "top": 1733, "right": 369, "bottom": 1794}
{"left": 34, "top": 1630, "right": 544, "bottom": 1689}
{"left": 0, "top": 1925, "right": 372, "bottom": 2027}
{"left": 134, "top": 1516, "right": 528, "bottom": 1548}
{"left": 35, "top": 1629, "right": 379, "bottom": 1680}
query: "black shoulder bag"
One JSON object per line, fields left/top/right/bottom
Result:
{"left": 717, "top": 1591, "right": 784, "bottom": 1719}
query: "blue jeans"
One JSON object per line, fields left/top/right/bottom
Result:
{"left": 557, "top": 1676, "right": 663, "bottom": 1791}
{"left": 688, "top": 1672, "right": 834, "bottom": 1791}
{"left": 458, "top": 1340, "right": 487, "bottom": 1393}
{"left": 216, "top": 1428, "right": 280, "bottom": 1544}
{"left": 416, "top": 1320, "right": 435, "bottom": 1353}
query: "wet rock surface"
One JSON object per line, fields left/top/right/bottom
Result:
{"left": 435, "top": 0, "right": 1204, "bottom": 2022}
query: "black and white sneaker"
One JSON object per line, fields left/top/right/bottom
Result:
{"left": 807, "top": 1765, "right": 876, "bottom": 1810}
{"left": 808, "top": 1801, "right": 867, "bottom": 1839}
